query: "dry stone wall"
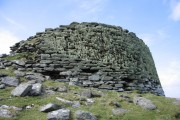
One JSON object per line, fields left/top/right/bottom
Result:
{"left": 9, "top": 22, "right": 164, "bottom": 96}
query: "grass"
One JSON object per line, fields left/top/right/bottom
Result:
{"left": 2, "top": 52, "right": 36, "bottom": 61}
{"left": 0, "top": 68, "right": 15, "bottom": 76}
{"left": 0, "top": 80, "right": 180, "bottom": 120}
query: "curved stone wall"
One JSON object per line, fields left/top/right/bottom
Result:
{"left": 10, "top": 22, "right": 164, "bottom": 96}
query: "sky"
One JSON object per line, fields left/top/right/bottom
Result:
{"left": 0, "top": 0, "right": 180, "bottom": 98}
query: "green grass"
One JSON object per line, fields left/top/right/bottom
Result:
{"left": 0, "top": 80, "right": 180, "bottom": 120}
{"left": 0, "top": 68, "right": 15, "bottom": 76}
{"left": 3, "top": 52, "right": 36, "bottom": 61}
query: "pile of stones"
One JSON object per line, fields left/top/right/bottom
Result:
{"left": 1, "top": 22, "right": 164, "bottom": 96}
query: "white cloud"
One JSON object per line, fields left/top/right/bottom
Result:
{"left": 0, "top": 29, "right": 19, "bottom": 54}
{"left": 158, "top": 60, "right": 180, "bottom": 98}
{"left": 138, "top": 28, "right": 168, "bottom": 46}
{"left": 170, "top": 1, "right": 180, "bottom": 21}
{"left": 68, "top": 0, "right": 108, "bottom": 21}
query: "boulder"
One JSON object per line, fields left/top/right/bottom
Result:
{"left": 25, "top": 73, "right": 45, "bottom": 82}
{"left": 40, "top": 103, "right": 62, "bottom": 112}
{"left": 75, "top": 110, "right": 97, "bottom": 120}
{"left": 30, "top": 83, "right": 42, "bottom": 96}
{"left": 47, "top": 108, "right": 70, "bottom": 120}
{"left": 1, "top": 76, "right": 19, "bottom": 86}
{"left": 14, "top": 70, "right": 25, "bottom": 78}
{"left": 11, "top": 83, "right": 32, "bottom": 96}
{"left": 133, "top": 97, "right": 156, "bottom": 110}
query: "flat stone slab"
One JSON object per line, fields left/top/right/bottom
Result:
{"left": 75, "top": 110, "right": 97, "bottom": 120}
{"left": 133, "top": 97, "right": 157, "bottom": 110}
{"left": 1, "top": 77, "right": 19, "bottom": 87}
{"left": 47, "top": 108, "right": 70, "bottom": 120}
{"left": 40, "top": 103, "right": 62, "bottom": 112}
{"left": 11, "top": 83, "right": 32, "bottom": 97}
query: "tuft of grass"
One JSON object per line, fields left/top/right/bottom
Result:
{"left": 3, "top": 52, "right": 36, "bottom": 61}
{"left": 0, "top": 68, "right": 15, "bottom": 76}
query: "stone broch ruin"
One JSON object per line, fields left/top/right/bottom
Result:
{"left": 5, "top": 22, "right": 164, "bottom": 96}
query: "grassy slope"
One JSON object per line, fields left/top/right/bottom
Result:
{"left": 0, "top": 79, "right": 179, "bottom": 120}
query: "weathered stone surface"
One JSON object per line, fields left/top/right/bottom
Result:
{"left": 88, "top": 75, "right": 100, "bottom": 81}
{"left": 81, "top": 90, "right": 92, "bottom": 98}
{"left": 11, "top": 83, "right": 32, "bottom": 96}
{"left": 75, "top": 110, "right": 97, "bottom": 120}
{"left": 40, "top": 103, "right": 62, "bottom": 112}
{"left": 47, "top": 108, "right": 70, "bottom": 120}
{"left": 0, "top": 84, "right": 5, "bottom": 89}
{"left": 14, "top": 70, "right": 25, "bottom": 78}
{"left": 133, "top": 97, "right": 156, "bottom": 110}
{"left": 0, "top": 109, "right": 14, "bottom": 118}
{"left": 1, "top": 76, "right": 19, "bottom": 86}
{"left": 30, "top": 83, "right": 42, "bottom": 96}
{"left": 8, "top": 22, "right": 165, "bottom": 96}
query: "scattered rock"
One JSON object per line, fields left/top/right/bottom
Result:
{"left": 14, "top": 70, "right": 26, "bottom": 78}
{"left": 47, "top": 108, "right": 70, "bottom": 120}
{"left": 30, "top": 83, "right": 42, "bottom": 96}
{"left": 86, "top": 98, "right": 95, "bottom": 105}
{"left": 75, "top": 110, "right": 97, "bottom": 120}
{"left": 11, "top": 83, "right": 32, "bottom": 96}
{"left": 0, "top": 84, "right": 5, "bottom": 89}
{"left": 57, "top": 86, "right": 68, "bottom": 92}
{"left": 40, "top": 103, "right": 62, "bottom": 112}
{"left": 81, "top": 90, "right": 92, "bottom": 98}
{"left": 133, "top": 97, "right": 157, "bottom": 110}
{"left": 0, "top": 105, "right": 22, "bottom": 118}
{"left": 109, "top": 101, "right": 121, "bottom": 108}
{"left": 112, "top": 108, "right": 130, "bottom": 115}
{"left": 1, "top": 76, "right": 19, "bottom": 86}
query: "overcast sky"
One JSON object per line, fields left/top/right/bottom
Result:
{"left": 0, "top": 0, "right": 180, "bottom": 98}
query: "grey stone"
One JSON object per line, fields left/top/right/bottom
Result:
{"left": 83, "top": 81, "right": 93, "bottom": 86}
{"left": 41, "top": 54, "right": 50, "bottom": 60}
{"left": 1, "top": 76, "right": 19, "bottom": 86}
{"left": 99, "top": 85, "right": 113, "bottom": 90}
{"left": 57, "top": 86, "right": 68, "bottom": 92}
{"left": 30, "top": 83, "right": 42, "bottom": 96}
{"left": 115, "top": 84, "right": 123, "bottom": 88}
{"left": 40, "top": 103, "right": 62, "bottom": 112}
{"left": 72, "top": 101, "right": 81, "bottom": 108}
{"left": 0, "top": 109, "right": 14, "bottom": 118}
{"left": 11, "top": 83, "right": 32, "bottom": 96}
{"left": 81, "top": 90, "right": 92, "bottom": 98}
{"left": 14, "top": 70, "right": 25, "bottom": 78}
{"left": 88, "top": 74, "right": 100, "bottom": 81}
{"left": 60, "top": 71, "right": 72, "bottom": 76}
{"left": 101, "top": 76, "right": 113, "bottom": 81}
{"left": 47, "top": 108, "right": 70, "bottom": 120}
{"left": 12, "top": 60, "right": 25, "bottom": 66}
{"left": 75, "top": 110, "right": 97, "bottom": 120}
{"left": 25, "top": 73, "right": 45, "bottom": 82}
{"left": 133, "top": 97, "right": 157, "bottom": 110}
{"left": 0, "top": 84, "right": 5, "bottom": 89}
{"left": 112, "top": 108, "right": 129, "bottom": 115}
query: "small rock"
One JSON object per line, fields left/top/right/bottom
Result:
{"left": 72, "top": 101, "right": 81, "bottom": 108}
{"left": 60, "top": 71, "right": 72, "bottom": 76}
{"left": 47, "top": 108, "right": 70, "bottom": 120}
{"left": 0, "top": 84, "right": 5, "bottom": 89}
{"left": 88, "top": 74, "right": 100, "bottom": 81}
{"left": 112, "top": 108, "right": 129, "bottom": 115}
{"left": 81, "top": 90, "right": 92, "bottom": 98}
{"left": 133, "top": 97, "right": 157, "bottom": 110}
{"left": 75, "top": 110, "right": 97, "bottom": 120}
{"left": 57, "top": 86, "right": 68, "bottom": 92}
{"left": 11, "top": 83, "right": 32, "bottom": 97}
{"left": 1, "top": 76, "right": 19, "bottom": 86}
{"left": 0, "top": 109, "right": 14, "bottom": 118}
{"left": 30, "top": 83, "right": 42, "bottom": 96}
{"left": 40, "top": 103, "right": 62, "bottom": 112}
{"left": 86, "top": 98, "right": 95, "bottom": 105}
{"left": 14, "top": 70, "right": 25, "bottom": 78}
